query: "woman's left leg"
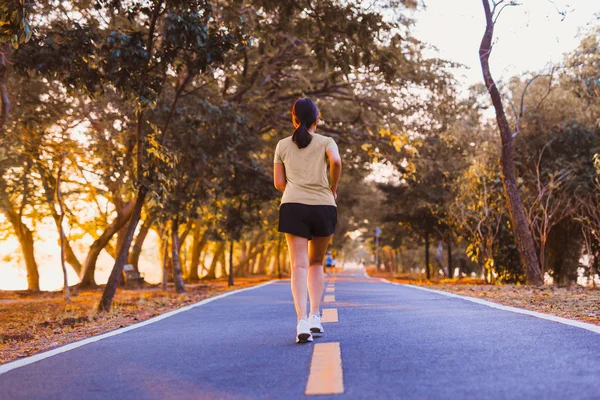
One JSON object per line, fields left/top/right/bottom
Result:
{"left": 307, "top": 235, "right": 333, "bottom": 315}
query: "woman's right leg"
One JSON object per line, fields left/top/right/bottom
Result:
{"left": 285, "top": 233, "right": 309, "bottom": 321}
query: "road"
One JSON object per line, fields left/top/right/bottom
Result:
{"left": 1, "top": 270, "right": 600, "bottom": 399}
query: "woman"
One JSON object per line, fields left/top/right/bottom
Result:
{"left": 273, "top": 98, "right": 342, "bottom": 343}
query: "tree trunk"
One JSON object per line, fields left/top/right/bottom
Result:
{"left": 56, "top": 225, "right": 82, "bottom": 276}
{"left": 200, "top": 247, "right": 209, "bottom": 275}
{"left": 129, "top": 216, "right": 152, "bottom": 271}
{"left": 591, "top": 253, "right": 599, "bottom": 289}
{"left": 0, "top": 45, "right": 10, "bottom": 135}
{"left": 398, "top": 247, "right": 404, "bottom": 274}
{"left": 161, "top": 236, "right": 169, "bottom": 292}
{"left": 447, "top": 237, "right": 453, "bottom": 279}
{"left": 203, "top": 242, "right": 224, "bottom": 280}
{"left": 56, "top": 159, "right": 70, "bottom": 301}
{"left": 0, "top": 192, "right": 40, "bottom": 291}
{"left": 188, "top": 224, "right": 207, "bottom": 282}
{"left": 435, "top": 241, "right": 446, "bottom": 276}
{"left": 228, "top": 240, "right": 234, "bottom": 287}
{"left": 21, "top": 225, "right": 39, "bottom": 291}
{"left": 479, "top": 0, "right": 543, "bottom": 285}
{"left": 171, "top": 218, "right": 186, "bottom": 293}
{"left": 255, "top": 245, "right": 267, "bottom": 275}
{"left": 424, "top": 232, "right": 431, "bottom": 280}
{"left": 115, "top": 208, "right": 129, "bottom": 260}
{"left": 266, "top": 252, "right": 275, "bottom": 275}
{"left": 40, "top": 171, "right": 83, "bottom": 274}
{"left": 219, "top": 247, "right": 227, "bottom": 277}
{"left": 235, "top": 244, "right": 265, "bottom": 277}
{"left": 80, "top": 200, "right": 134, "bottom": 288}
{"left": 98, "top": 188, "right": 146, "bottom": 312}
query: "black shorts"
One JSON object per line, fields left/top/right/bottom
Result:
{"left": 279, "top": 203, "right": 337, "bottom": 240}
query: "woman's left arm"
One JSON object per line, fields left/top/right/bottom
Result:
{"left": 274, "top": 163, "right": 287, "bottom": 191}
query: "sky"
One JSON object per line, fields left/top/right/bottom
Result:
{"left": 413, "top": 0, "right": 600, "bottom": 89}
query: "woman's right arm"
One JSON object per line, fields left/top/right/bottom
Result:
{"left": 326, "top": 145, "right": 342, "bottom": 200}
{"left": 274, "top": 163, "right": 287, "bottom": 191}
{"left": 273, "top": 141, "right": 286, "bottom": 191}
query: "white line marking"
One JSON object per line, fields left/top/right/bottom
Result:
{"left": 0, "top": 280, "right": 277, "bottom": 375}
{"left": 380, "top": 279, "right": 600, "bottom": 334}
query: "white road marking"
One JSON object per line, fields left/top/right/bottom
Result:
{"left": 0, "top": 280, "right": 277, "bottom": 375}
{"left": 381, "top": 279, "right": 600, "bottom": 334}
{"left": 324, "top": 295, "right": 335, "bottom": 303}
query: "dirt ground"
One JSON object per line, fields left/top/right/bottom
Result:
{"left": 0, "top": 277, "right": 271, "bottom": 365}
{"left": 368, "top": 269, "right": 600, "bottom": 327}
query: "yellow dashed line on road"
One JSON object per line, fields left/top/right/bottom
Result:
{"left": 324, "top": 295, "right": 335, "bottom": 303}
{"left": 305, "top": 342, "right": 344, "bottom": 395}
{"left": 321, "top": 308, "right": 338, "bottom": 323}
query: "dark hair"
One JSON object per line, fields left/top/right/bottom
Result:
{"left": 292, "top": 98, "right": 319, "bottom": 149}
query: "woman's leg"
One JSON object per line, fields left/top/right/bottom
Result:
{"left": 285, "top": 234, "right": 309, "bottom": 321}
{"left": 307, "top": 235, "right": 332, "bottom": 315}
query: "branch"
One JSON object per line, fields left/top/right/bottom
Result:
{"left": 0, "top": 45, "right": 11, "bottom": 135}
{"left": 493, "top": 2, "right": 520, "bottom": 24}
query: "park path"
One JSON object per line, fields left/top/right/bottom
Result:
{"left": 1, "top": 270, "right": 600, "bottom": 399}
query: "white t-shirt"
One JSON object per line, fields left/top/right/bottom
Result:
{"left": 274, "top": 133, "right": 338, "bottom": 207}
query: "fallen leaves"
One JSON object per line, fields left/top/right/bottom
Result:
{"left": 405, "top": 280, "right": 600, "bottom": 326}
{"left": 368, "top": 268, "right": 600, "bottom": 327}
{"left": 0, "top": 277, "right": 270, "bottom": 365}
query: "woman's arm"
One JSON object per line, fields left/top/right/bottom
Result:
{"left": 326, "top": 146, "right": 342, "bottom": 200}
{"left": 274, "top": 163, "right": 287, "bottom": 191}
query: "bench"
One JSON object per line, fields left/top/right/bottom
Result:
{"left": 123, "top": 264, "right": 144, "bottom": 286}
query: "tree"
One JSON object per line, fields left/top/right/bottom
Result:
{"left": 217, "top": 162, "right": 274, "bottom": 286}
{"left": 55, "top": 151, "right": 70, "bottom": 300}
{"left": 0, "top": 0, "right": 33, "bottom": 134}
{"left": 479, "top": 0, "right": 543, "bottom": 285}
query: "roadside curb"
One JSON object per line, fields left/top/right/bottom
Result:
{"left": 0, "top": 280, "right": 277, "bottom": 375}
{"left": 379, "top": 278, "right": 600, "bottom": 335}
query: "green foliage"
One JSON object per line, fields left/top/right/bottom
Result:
{"left": 0, "top": 0, "right": 33, "bottom": 48}
{"left": 14, "top": 4, "right": 239, "bottom": 109}
{"left": 492, "top": 220, "right": 524, "bottom": 284}
{"left": 3, "top": 0, "right": 600, "bottom": 290}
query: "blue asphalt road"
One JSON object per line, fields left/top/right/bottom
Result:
{"left": 1, "top": 271, "right": 600, "bottom": 399}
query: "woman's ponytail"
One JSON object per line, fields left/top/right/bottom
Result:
{"left": 291, "top": 98, "right": 319, "bottom": 149}
{"left": 292, "top": 122, "right": 312, "bottom": 149}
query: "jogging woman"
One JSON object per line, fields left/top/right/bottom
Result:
{"left": 273, "top": 98, "right": 342, "bottom": 343}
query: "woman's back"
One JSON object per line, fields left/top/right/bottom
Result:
{"left": 274, "top": 133, "right": 337, "bottom": 206}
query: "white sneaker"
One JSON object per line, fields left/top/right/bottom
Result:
{"left": 309, "top": 313, "right": 324, "bottom": 335}
{"left": 296, "top": 319, "right": 313, "bottom": 343}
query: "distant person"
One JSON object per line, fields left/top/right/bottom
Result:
{"left": 325, "top": 251, "right": 333, "bottom": 270}
{"left": 273, "top": 98, "right": 342, "bottom": 343}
